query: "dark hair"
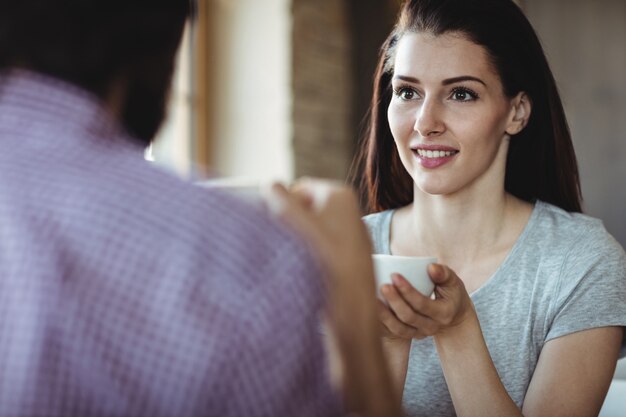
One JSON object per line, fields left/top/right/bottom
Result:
{"left": 0, "top": 1, "right": 193, "bottom": 144}
{"left": 352, "top": 0, "right": 582, "bottom": 213}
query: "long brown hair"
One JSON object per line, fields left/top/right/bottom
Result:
{"left": 351, "top": 0, "right": 582, "bottom": 213}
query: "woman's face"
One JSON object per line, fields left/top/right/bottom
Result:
{"left": 388, "top": 31, "right": 524, "bottom": 198}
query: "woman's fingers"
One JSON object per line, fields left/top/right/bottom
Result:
{"left": 388, "top": 269, "right": 470, "bottom": 330}
{"left": 427, "top": 263, "right": 450, "bottom": 285}
{"left": 389, "top": 273, "right": 438, "bottom": 317}
{"left": 381, "top": 283, "right": 441, "bottom": 336}
{"left": 378, "top": 301, "right": 426, "bottom": 340}
{"left": 428, "top": 263, "right": 466, "bottom": 295}
{"left": 377, "top": 265, "right": 475, "bottom": 339}
{"left": 427, "top": 264, "right": 474, "bottom": 327}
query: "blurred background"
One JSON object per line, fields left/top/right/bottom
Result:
{"left": 150, "top": 0, "right": 626, "bottom": 248}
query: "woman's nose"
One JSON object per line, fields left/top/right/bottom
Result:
{"left": 414, "top": 98, "right": 445, "bottom": 137}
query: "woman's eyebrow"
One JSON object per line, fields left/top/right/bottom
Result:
{"left": 441, "top": 76, "right": 486, "bottom": 86}
{"left": 392, "top": 75, "right": 486, "bottom": 86}
{"left": 392, "top": 75, "right": 420, "bottom": 83}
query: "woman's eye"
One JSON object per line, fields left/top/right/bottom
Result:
{"left": 451, "top": 88, "right": 478, "bottom": 102}
{"left": 394, "top": 87, "right": 418, "bottom": 100}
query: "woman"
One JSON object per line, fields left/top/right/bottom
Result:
{"left": 355, "top": 0, "right": 626, "bottom": 416}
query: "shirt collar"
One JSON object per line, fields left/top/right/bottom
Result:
{"left": 0, "top": 68, "right": 131, "bottom": 143}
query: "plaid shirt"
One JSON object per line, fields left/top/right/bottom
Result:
{"left": 0, "top": 69, "right": 342, "bottom": 416}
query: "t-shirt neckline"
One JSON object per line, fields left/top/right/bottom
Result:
{"left": 382, "top": 201, "right": 544, "bottom": 297}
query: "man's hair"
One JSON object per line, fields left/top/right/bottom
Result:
{"left": 0, "top": 1, "right": 192, "bottom": 144}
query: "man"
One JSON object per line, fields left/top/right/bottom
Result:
{"left": 0, "top": 1, "right": 400, "bottom": 416}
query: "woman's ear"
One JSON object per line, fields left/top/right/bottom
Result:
{"left": 505, "top": 92, "right": 532, "bottom": 135}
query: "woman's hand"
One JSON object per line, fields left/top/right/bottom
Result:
{"left": 379, "top": 263, "right": 476, "bottom": 340}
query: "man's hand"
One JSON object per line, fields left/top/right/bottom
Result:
{"left": 265, "top": 179, "right": 374, "bottom": 294}
{"left": 264, "top": 178, "right": 403, "bottom": 417}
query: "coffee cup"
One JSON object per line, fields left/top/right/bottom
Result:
{"left": 198, "top": 177, "right": 264, "bottom": 206}
{"left": 372, "top": 254, "right": 437, "bottom": 299}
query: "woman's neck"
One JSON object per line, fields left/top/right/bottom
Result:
{"left": 391, "top": 189, "right": 532, "bottom": 269}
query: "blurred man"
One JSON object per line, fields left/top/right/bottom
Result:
{"left": 0, "top": 1, "right": 399, "bottom": 416}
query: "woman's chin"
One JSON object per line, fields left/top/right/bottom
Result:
{"left": 413, "top": 180, "right": 457, "bottom": 197}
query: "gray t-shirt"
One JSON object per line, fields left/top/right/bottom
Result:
{"left": 363, "top": 201, "right": 626, "bottom": 417}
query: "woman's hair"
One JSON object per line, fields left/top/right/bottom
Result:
{"left": 352, "top": 0, "right": 582, "bottom": 213}
{"left": 0, "top": 0, "right": 193, "bottom": 145}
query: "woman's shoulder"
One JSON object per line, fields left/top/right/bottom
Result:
{"left": 534, "top": 201, "right": 621, "bottom": 248}
{"left": 362, "top": 209, "right": 395, "bottom": 254}
{"left": 532, "top": 201, "right": 626, "bottom": 271}
{"left": 530, "top": 203, "right": 626, "bottom": 355}
{"left": 362, "top": 209, "right": 393, "bottom": 226}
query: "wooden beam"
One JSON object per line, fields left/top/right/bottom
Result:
{"left": 190, "top": 0, "right": 211, "bottom": 175}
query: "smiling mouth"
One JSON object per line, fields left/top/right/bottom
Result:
{"left": 414, "top": 149, "right": 459, "bottom": 158}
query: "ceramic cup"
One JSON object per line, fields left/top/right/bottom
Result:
{"left": 198, "top": 177, "right": 264, "bottom": 206}
{"left": 372, "top": 254, "right": 437, "bottom": 299}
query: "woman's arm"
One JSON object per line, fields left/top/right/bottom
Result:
{"left": 380, "top": 263, "right": 623, "bottom": 417}
{"left": 437, "top": 316, "right": 621, "bottom": 417}
{"left": 382, "top": 265, "right": 523, "bottom": 416}
{"left": 437, "top": 322, "right": 623, "bottom": 417}
{"left": 381, "top": 336, "right": 412, "bottom": 404}
{"left": 521, "top": 326, "right": 623, "bottom": 417}
{"left": 433, "top": 309, "right": 524, "bottom": 417}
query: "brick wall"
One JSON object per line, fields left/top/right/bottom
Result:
{"left": 291, "top": 0, "right": 398, "bottom": 181}
{"left": 292, "top": 0, "right": 354, "bottom": 180}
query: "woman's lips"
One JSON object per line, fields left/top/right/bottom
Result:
{"left": 412, "top": 148, "right": 459, "bottom": 169}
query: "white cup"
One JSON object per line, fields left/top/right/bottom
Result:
{"left": 198, "top": 177, "right": 264, "bottom": 206}
{"left": 372, "top": 254, "right": 437, "bottom": 299}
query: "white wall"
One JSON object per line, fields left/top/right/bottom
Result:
{"left": 209, "top": 0, "right": 293, "bottom": 183}
{"left": 150, "top": 27, "right": 192, "bottom": 178}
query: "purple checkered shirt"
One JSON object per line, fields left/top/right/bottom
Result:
{"left": 0, "top": 69, "right": 343, "bottom": 416}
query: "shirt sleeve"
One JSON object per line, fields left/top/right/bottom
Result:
{"left": 362, "top": 210, "right": 393, "bottom": 255}
{"left": 546, "top": 224, "right": 626, "bottom": 358}
{"left": 220, "top": 227, "right": 344, "bottom": 417}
